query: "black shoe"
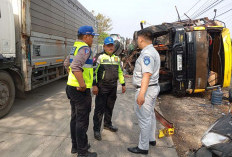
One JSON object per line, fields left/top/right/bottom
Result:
{"left": 78, "top": 151, "right": 97, "bottom": 157}
{"left": 71, "top": 144, "right": 91, "bottom": 154}
{"left": 127, "top": 146, "right": 148, "bottom": 155}
{"left": 149, "top": 141, "right": 156, "bottom": 146}
{"left": 71, "top": 147, "right": 77, "bottom": 154}
{"left": 104, "top": 125, "right": 118, "bottom": 132}
{"left": 94, "top": 131, "right": 102, "bottom": 141}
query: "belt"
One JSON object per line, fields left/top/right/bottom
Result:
{"left": 136, "top": 83, "right": 158, "bottom": 89}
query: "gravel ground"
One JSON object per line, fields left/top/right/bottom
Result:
{"left": 157, "top": 88, "right": 231, "bottom": 157}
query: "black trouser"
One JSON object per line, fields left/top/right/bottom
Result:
{"left": 93, "top": 86, "right": 117, "bottom": 132}
{"left": 66, "top": 85, "right": 91, "bottom": 154}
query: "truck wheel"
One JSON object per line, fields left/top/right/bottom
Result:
{"left": 0, "top": 71, "right": 15, "bottom": 118}
{"left": 229, "top": 88, "right": 232, "bottom": 103}
{"left": 159, "top": 81, "right": 172, "bottom": 93}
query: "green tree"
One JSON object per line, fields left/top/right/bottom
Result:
{"left": 98, "top": 32, "right": 109, "bottom": 44}
{"left": 92, "top": 11, "right": 112, "bottom": 44}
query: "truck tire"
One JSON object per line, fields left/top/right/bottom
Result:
{"left": 229, "top": 88, "right": 232, "bottom": 103}
{"left": 159, "top": 81, "right": 172, "bottom": 93}
{"left": 0, "top": 70, "right": 15, "bottom": 118}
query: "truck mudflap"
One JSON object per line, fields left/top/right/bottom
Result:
{"left": 222, "top": 28, "right": 231, "bottom": 87}
{"left": 171, "top": 27, "right": 187, "bottom": 95}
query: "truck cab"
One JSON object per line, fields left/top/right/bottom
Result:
{"left": 171, "top": 25, "right": 231, "bottom": 95}
{"left": 0, "top": 0, "right": 16, "bottom": 62}
{"left": 130, "top": 18, "right": 231, "bottom": 96}
{"left": 0, "top": 0, "right": 16, "bottom": 118}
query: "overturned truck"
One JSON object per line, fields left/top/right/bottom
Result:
{"left": 123, "top": 18, "right": 232, "bottom": 95}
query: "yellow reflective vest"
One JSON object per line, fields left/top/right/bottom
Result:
{"left": 93, "top": 53, "right": 125, "bottom": 86}
{"left": 67, "top": 41, "right": 93, "bottom": 88}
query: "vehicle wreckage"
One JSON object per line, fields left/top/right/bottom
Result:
{"left": 121, "top": 17, "right": 232, "bottom": 96}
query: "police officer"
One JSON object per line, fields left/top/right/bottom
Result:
{"left": 128, "top": 29, "right": 160, "bottom": 155}
{"left": 92, "top": 37, "right": 126, "bottom": 141}
{"left": 65, "top": 26, "right": 98, "bottom": 157}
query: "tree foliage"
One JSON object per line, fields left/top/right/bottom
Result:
{"left": 92, "top": 11, "right": 112, "bottom": 44}
{"left": 98, "top": 32, "right": 109, "bottom": 44}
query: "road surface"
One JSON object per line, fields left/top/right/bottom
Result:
{"left": 0, "top": 78, "right": 178, "bottom": 157}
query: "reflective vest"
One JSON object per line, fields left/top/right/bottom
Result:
{"left": 67, "top": 41, "right": 93, "bottom": 88}
{"left": 94, "top": 53, "right": 125, "bottom": 86}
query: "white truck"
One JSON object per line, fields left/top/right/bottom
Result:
{"left": 0, "top": 0, "right": 98, "bottom": 118}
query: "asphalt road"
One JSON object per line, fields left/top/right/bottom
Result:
{"left": 0, "top": 78, "right": 178, "bottom": 157}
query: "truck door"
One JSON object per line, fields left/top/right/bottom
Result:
{"left": 194, "top": 29, "right": 209, "bottom": 90}
{"left": 222, "top": 28, "right": 231, "bottom": 87}
{"left": 186, "top": 28, "right": 209, "bottom": 92}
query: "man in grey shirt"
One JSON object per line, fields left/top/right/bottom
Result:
{"left": 128, "top": 29, "right": 160, "bottom": 155}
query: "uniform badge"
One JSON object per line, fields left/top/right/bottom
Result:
{"left": 114, "top": 57, "right": 118, "bottom": 62}
{"left": 84, "top": 48, "right": 90, "bottom": 54}
{"left": 144, "top": 56, "right": 150, "bottom": 66}
{"left": 70, "top": 47, "right": 77, "bottom": 55}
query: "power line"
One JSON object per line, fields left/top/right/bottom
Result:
{"left": 217, "top": 1, "right": 232, "bottom": 11}
{"left": 216, "top": 8, "right": 232, "bottom": 17}
{"left": 184, "top": 0, "right": 202, "bottom": 15}
{"left": 220, "top": 12, "right": 232, "bottom": 20}
{"left": 190, "top": 0, "right": 214, "bottom": 18}
{"left": 193, "top": 0, "right": 225, "bottom": 19}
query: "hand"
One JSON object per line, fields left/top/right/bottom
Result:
{"left": 122, "top": 86, "right": 126, "bottom": 93}
{"left": 92, "top": 86, "right": 98, "bottom": 95}
{"left": 137, "top": 93, "right": 145, "bottom": 107}
{"left": 77, "top": 84, "right": 86, "bottom": 92}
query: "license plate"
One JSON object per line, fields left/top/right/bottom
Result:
{"left": 177, "top": 54, "right": 182, "bottom": 71}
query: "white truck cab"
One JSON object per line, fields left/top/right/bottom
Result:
{"left": 0, "top": 0, "right": 15, "bottom": 58}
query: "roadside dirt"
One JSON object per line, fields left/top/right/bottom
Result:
{"left": 158, "top": 88, "right": 231, "bottom": 157}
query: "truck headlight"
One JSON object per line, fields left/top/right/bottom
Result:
{"left": 202, "top": 132, "right": 230, "bottom": 147}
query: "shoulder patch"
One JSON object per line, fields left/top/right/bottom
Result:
{"left": 84, "top": 48, "right": 90, "bottom": 54}
{"left": 70, "top": 47, "right": 77, "bottom": 55}
{"left": 143, "top": 56, "right": 150, "bottom": 66}
{"left": 114, "top": 57, "right": 118, "bottom": 62}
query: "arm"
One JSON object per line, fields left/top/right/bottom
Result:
{"left": 137, "top": 73, "right": 152, "bottom": 106}
{"left": 64, "top": 55, "right": 70, "bottom": 73}
{"left": 92, "top": 55, "right": 101, "bottom": 95}
{"left": 73, "top": 71, "right": 86, "bottom": 89}
{"left": 118, "top": 58, "right": 126, "bottom": 93}
{"left": 137, "top": 54, "right": 154, "bottom": 107}
{"left": 71, "top": 47, "right": 91, "bottom": 91}
{"left": 93, "top": 55, "right": 101, "bottom": 86}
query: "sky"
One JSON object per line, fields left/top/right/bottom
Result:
{"left": 78, "top": 0, "right": 232, "bottom": 39}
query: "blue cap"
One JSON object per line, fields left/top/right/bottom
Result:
{"left": 104, "top": 37, "right": 114, "bottom": 45}
{"left": 78, "top": 26, "right": 99, "bottom": 36}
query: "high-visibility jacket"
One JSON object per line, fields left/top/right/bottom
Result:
{"left": 93, "top": 53, "right": 125, "bottom": 87}
{"left": 67, "top": 41, "right": 93, "bottom": 88}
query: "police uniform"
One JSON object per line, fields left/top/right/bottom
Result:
{"left": 65, "top": 26, "right": 97, "bottom": 156}
{"left": 92, "top": 45, "right": 125, "bottom": 133}
{"left": 132, "top": 44, "right": 160, "bottom": 150}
